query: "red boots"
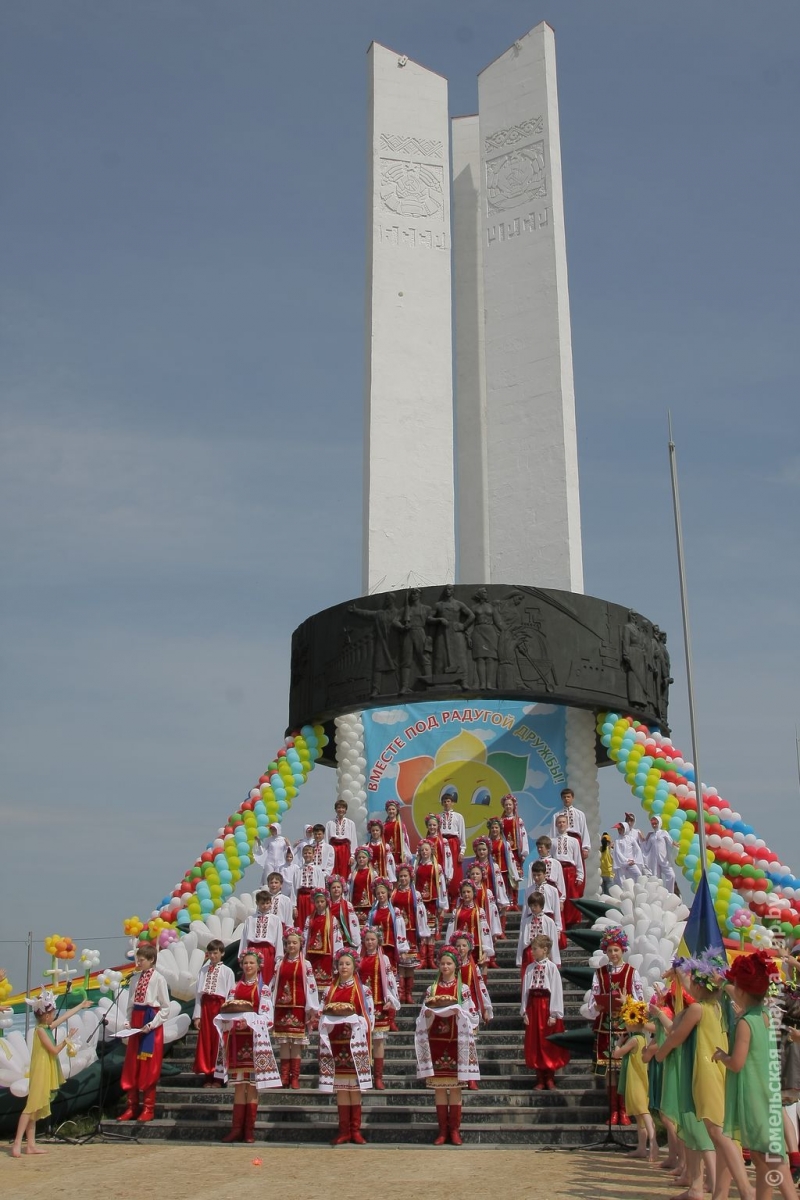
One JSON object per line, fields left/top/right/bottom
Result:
{"left": 448, "top": 1104, "right": 463, "bottom": 1146}
{"left": 279, "top": 1059, "right": 291, "bottom": 1087}
{"left": 350, "top": 1104, "right": 366, "bottom": 1144}
{"left": 117, "top": 1090, "right": 139, "bottom": 1121}
{"left": 374, "top": 1058, "right": 385, "bottom": 1090}
{"left": 242, "top": 1102, "right": 258, "bottom": 1143}
{"left": 331, "top": 1105, "right": 351, "bottom": 1146}
{"left": 289, "top": 1059, "right": 301, "bottom": 1089}
{"left": 434, "top": 1104, "right": 448, "bottom": 1145}
{"left": 222, "top": 1103, "right": 246, "bottom": 1142}
{"left": 137, "top": 1086, "right": 157, "bottom": 1123}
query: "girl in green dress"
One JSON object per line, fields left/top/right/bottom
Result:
{"left": 713, "top": 951, "right": 795, "bottom": 1200}
{"left": 644, "top": 971, "right": 685, "bottom": 1172}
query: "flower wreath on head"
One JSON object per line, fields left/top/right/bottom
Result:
{"left": 726, "top": 949, "right": 779, "bottom": 997}
{"left": 25, "top": 989, "right": 56, "bottom": 1015}
{"left": 472, "top": 836, "right": 490, "bottom": 852}
{"left": 239, "top": 948, "right": 265, "bottom": 968}
{"left": 311, "top": 889, "right": 329, "bottom": 903}
{"left": 354, "top": 845, "right": 373, "bottom": 861}
{"left": 449, "top": 932, "right": 474, "bottom": 953}
{"left": 500, "top": 792, "right": 519, "bottom": 813}
{"left": 384, "top": 798, "right": 403, "bottom": 813}
{"left": 333, "top": 947, "right": 360, "bottom": 968}
{"left": 619, "top": 996, "right": 649, "bottom": 1026}
{"left": 326, "top": 874, "right": 346, "bottom": 889}
{"left": 367, "top": 817, "right": 384, "bottom": 831}
{"left": 424, "top": 812, "right": 441, "bottom": 828}
{"left": 282, "top": 926, "right": 305, "bottom": 943}
{"left": 685, "top": 948, "right": 728, "bottom": 993}
{"left": 599, "top": 926, "right": 629, "bottom": 953}
{"left": 371, "top": 877, "right": 392, "bottom": 894}
{"left": 415, "top": 837, "right": 434, "bottom": 851}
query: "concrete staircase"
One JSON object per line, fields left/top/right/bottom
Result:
{"left": 119, "top": 913, "right": 631, "bottom": 1146}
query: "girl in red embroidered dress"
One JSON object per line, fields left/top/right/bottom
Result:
{"left": 391, "top": 863, "right": 430, "bottom": 1001}
{"left": 271, "top": 929, "right": 320, "bottom": 1089}
{"left": 349, "top": 846, "right": 378, "bottom": 927}
{"left": 366, "top": 819, "right": 396, "bottom": 882}
{"left": 319, "top": 950, "right": 374, "bottom": 1146}
{"left": 415, "top": 947, "right": 479, "bottom": 1145}
{"left": 358, "top": 927, "right": 400, "bottom": 1090}
{"left": 500, "top": 794, "right": 528, "bottom": 909}
{"left": 303, "top": 891, "right": 343, "bottom": 986}
{"left": 383, "top": 799, "right": 411, "bottom": 865}
{"left": 414, "top": 838, "right": 446, "bottom": 964}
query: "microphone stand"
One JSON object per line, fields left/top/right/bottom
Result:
{"left": 582, "top": 1002, "right": 630, "bottom": 1152}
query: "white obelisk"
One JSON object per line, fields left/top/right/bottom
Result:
{"left": 455, "top": 22, "right": 583, "bottom": 592}
{"left": 363, "top": 44, "right": 454, "bottom": 594}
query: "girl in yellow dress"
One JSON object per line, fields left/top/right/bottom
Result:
{"left": 613, "top": 996, "right": 658, "bottom": 1161}
{"left": 11, "top": 989, "right": 90, "bottom": 1158}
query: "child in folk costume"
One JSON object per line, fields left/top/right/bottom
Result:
{"left": 415, "top": 946, "right": 480, "bottom": 1145}
{"left": 303, "top": 890, "right": 344, "bottom": 987}
{"left": 391, "top": 863, "right": 431, "bottom": 1000}
{"left": 423, "top": 813, "right": 454, "bottom": 901}
{"left": 613, "top": 997, "right": 658, "bottom": 1160}
{"left": 640, "top": 815, "right": 677, "bottom": 892}
{"left": 286, "top": 843, "right": 328, "bottom": 930}
{"left": 469, "top": 835, "right": 512, "bottom": 909}
{"left": 611, "top": 820, "right": 644, "bottom": 885}
{"left": 311, "top": 823, "right": 336, "bottom": 876}
{"left": 118, "top": 943, "right": 171, "bottom": 1123}
{"left": 254, "top": 822, "right": 293, "bottom": 885}
{"left": 239, "top": 889, "right": 284, "bottom": 985}
{"left": 534, "top": 835, "right": 566, "bottom": 907}
{"left": 486, "top": 817, "right": 521, "bottom": 915}
{"left": 327, "top": 874, "right": 362, "bottom": 952}
{"left": 587, "top": 927, "right": 643, "bottom": 1126}
{"left": 500, "top": 793, "right": 529, "bottom": 907}
{"left": 521, "top": 934, "right": 570, "bottom": 1091}
{"left": 714, "top": 950, "right": 797, "bottom": 1200}
{"left": 467, "top": 862, "right": 503, "bottom": 967}
{"left": 445, "top": 880, "right": 494, "bottom": 977}
{"left": 524, "top": 860, "right": 564, "bottom": 950}
{"left": 452, "top": 932, "right": 493, "bottom": 1090}
{"left": 349, "top": 846, "right": 378, "bottom": 928}
{"left": 193, "top": 939, "right": 235, "bottom": 1086}
{"left": 552, "top": 814, "right": 585, "bottom": 928}
{"left": 11, "top": 990, "right": 89, "bottom": 1157}
{"left": 366, "top": 818, "right": 396, "bottom": 882}
{"left": 325, "top": 799, "right": 358, "bottom": 880}
{"left": 517, "top": 890, "right": 561, "bottom": 973}
{"left": 366, "top": 878, "right": 409, "bottom": 976}
{"left": 358, "top": 927, "right": 401, "bottom": 1090}
{"left": 261, "top": 871, "right": 294, "bottom": 934}
{"left": 439, "top": 787, "right": 466, "bottom": 908}
{"left": 319, "top": 949, "right": 375, "bottom": 1146}
{"left": 383, "top": 798, "right": 411, "bottom": 865}
{"left": 414, "top": 837, "right": 448, "bottom": 956}
{"left": 641, "top": 969, "right": 686, "bottom": 1173}
{"left": 550, "top": 787, "right": 590, "bottom": 895}
{"left": 215, "top": 950, "right": 281, "bottom": 1142}
{"left": 271, "top": 928, "right": 320, "bottom": 1089}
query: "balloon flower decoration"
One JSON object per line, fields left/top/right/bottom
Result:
{"left": 0, "top": 974, "right": 13, "bottom": 1038}
{"left": 125, "top": 725, "right": 327, "bottom": 944}
{"left": 598, "top": 713, "right": 800, "bottom": 943}
{"left": 43, "top": 935, "right": 77, "bottom": 988}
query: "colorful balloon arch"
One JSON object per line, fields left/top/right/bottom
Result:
{"left": 125, "top": 725, "right": 327, "bottom": 942}
{"left": 598, "top": 713, "right": 800, "bottom": 941}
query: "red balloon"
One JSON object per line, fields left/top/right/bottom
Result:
{"left": 277, "top": 749, "right": 287, "bottom": 758}
{"left": 258, "top": 774, "right": 269, "bottom": 785}
{"left": 201, "top": 851, "right": 213, "bottom": 863}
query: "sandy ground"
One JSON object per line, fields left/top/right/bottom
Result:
{"left": 0, "top": 1142, "right": 685, "bottom": 1199}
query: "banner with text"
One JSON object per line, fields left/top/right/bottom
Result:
{"left": 362, "top": 700, "right": 568, "bottom": 864}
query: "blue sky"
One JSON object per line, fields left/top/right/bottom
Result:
{"left": 2, "top": 1, "right": 798, "bottom": 988}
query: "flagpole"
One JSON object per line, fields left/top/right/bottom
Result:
{"left": 667, "top": 413, "right": 708, "bottom": 881}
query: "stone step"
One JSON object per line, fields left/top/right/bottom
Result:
{"left": 125, "top": 1117, "right": 633, "bottom": 1147}
{"left": 152, "top": 1100, "right": 610, "bottom": 1126}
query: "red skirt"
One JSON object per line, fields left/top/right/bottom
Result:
{"left": 443, "top": 835, "right": 462, "bottom": 904}
{"left": 561, "top": 862, "right": 582, "bottom": 928}
{"left": 297, "top": 889, "right": 314, "bottom": 931}
{"left": 567, "top": 833, "right": 586, "bottom": 896}
{"left": 226, "top": 1020, "right": 255, "bottom": 1079}
{"left": 193, "top": 993, "right": 224, "bottom": 1075}
{"left": 120, "top": 1005, "right": 164, "bottom": 1092}
{"left": 520, "top": 945, "right": 533, "bottom": 978}
{"left": 524, "top": 991, "right": 570, "bottom": 1072}
{"left": 247, "top": 940, "right": 277, "bottom": 985}
{"left": 558, "top": 929, "right": 568, "bottom": 951}
{"left": 274, "top": 1003, "right": 307, "bottom": 1040}
{"left": 427, "top": 1013, "right": 459, "bottom": 1085}
{"left": 330, "top": 838, "right": 351, "bottom": 880}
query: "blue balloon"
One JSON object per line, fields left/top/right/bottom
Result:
{"left": 200, "top": 898, "right": 214, "bottom": 913}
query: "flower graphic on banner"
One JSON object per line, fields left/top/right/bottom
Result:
{"left": 397, "top": 730, "right": 529, "bottom": 848}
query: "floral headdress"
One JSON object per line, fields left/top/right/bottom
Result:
{"left": 500, "top": 793, "right": 518, "bottom": 813}
{"left": 449, "top": 932, "right": 474, "bottom": 952}
{"left": 726, "top": 950, "right": 779, "bottom": 997}
{"left": 326, "top": 874, "right": 346, "bottom": 889}
{"left": 472, "top": 836, "right": 490, "bottom": 851}
{"left": 619, "top": 996, "right": 649, "bottom": 1026}
{"left": 384, "top": 799, "right": 403, "bottom": 813}
{"left": 437, "top": 946, "right": 460, "bottom": 966}
{"left": 25, "top": 989, "right": 56, "bottom": 1015}
{"left": 372, "top": 877, "right": 392, "bottom": 893}
{"left": 354, "top": 845, "right": 372, "bottom": 861}
{"left": 599, "top": 926, "right": 629, "bottom": 952}
{"left": 367, "top": 818, "right": 384, "bottom": 831}
{"left": 425, "top": 813, "right": 441, "bottom": 828}
{"left": 312, "top": 889, "right": 329, "bottom": 902}
{"left": 283, "top": 926, "right": 304, "bottom": 942}
{"left": 240, "top": 948, "right": 264, "bottom": 968}
{"left": 334, "top": 948, "right": 359, "bottom": 968}
{"left": 684, "top": 948, "right": 728, "bottom": 993}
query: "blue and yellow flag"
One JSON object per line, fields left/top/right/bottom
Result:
{"left": 677, "top": 873, "right": 726, "bottom": 960}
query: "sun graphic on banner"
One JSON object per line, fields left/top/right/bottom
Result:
{"left": 395, "top": 730, "right": 530, "bottom": 850}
